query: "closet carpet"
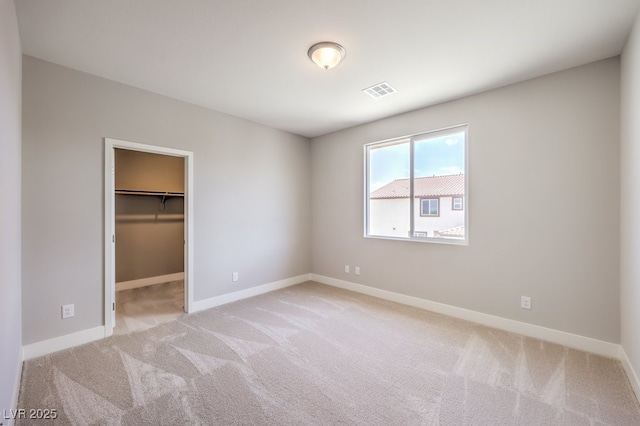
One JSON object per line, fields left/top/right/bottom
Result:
{"left": 114, "top": 280, "right": 184, "bottom": 335}
{"left": 17, "top": 282, "right": 640, "bottom": 425}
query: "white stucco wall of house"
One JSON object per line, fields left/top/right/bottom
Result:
{"left": 369, "top": 196, "right": 464, "bottom": 238}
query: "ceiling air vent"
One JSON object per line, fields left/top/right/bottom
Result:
{"left": 363, "top": 82, "right": 397, "bottom": 99}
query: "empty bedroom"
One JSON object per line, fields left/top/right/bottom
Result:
{"left": 3, "top": 0, "right": 640, "bottom": 424}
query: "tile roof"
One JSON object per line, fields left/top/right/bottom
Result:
{"left": 370, "top": 173, "right": 464, "bottom": 199}
{"left": 435, "top": 226, "right": 465, "bottom": 238}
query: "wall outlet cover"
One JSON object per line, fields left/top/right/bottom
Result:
{"left": 62, "top": 304, "right": 74, "bottom": 319}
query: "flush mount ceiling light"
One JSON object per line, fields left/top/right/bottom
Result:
{"left": 308, "top": 42, "right": 345, "bottom": 70}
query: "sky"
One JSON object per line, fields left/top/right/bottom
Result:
{"left": 369, "top": 130, "right": 465, "bottom": 191}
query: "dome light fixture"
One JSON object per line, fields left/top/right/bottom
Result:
{"left": 308, "top": 42, "right": 345, "bottom": 70}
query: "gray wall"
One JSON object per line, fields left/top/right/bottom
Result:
{"left": 116, "top": 195, "right": 184, "bottom": 282}
{"left": 0, "top": 0, "right": 22, "bottom": 414}
{"left": 621, "top": 14, "right": 640, "bottom": 384}
{"left": 22, "top": 56, "right": 311, "bottom": 344}
{"left": 311, "top": 58, "right": 621, "bottom": 343}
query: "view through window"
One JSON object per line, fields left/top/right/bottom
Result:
{"left": 365, "top": 125, "right": 467, "bottom": 243}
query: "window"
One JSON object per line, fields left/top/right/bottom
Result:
{"left": 365, "top": 125, "right": 467, "bottom": 244}
{"left": 452, "top": 197, "right": 463, "bottom": 210}
{"left": 421, "top": 198, "right": 439, "bottom": 216}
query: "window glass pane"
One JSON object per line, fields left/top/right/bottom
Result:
{"left": 413, "top": 131, "right": 465, "bottom": 239}
{"left": 420, "top": 199, "right": 439, "bottom": 216}
{"left": 368, "top": 142, "right": 410, "bottom": 238}
{"left": 453, "top": 197, "right": 462, "bottom": 210}
{"left": 430, "top": 199, "right": 438, "bottom": 215}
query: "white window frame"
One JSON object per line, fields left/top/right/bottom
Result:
{"left": 364, "top": 124, "right": 469, "bottom": 245}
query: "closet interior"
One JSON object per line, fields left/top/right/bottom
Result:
{"left": 113, "top": 148, "right": 185, "bottom": 335}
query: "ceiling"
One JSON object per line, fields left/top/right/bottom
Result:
{"left": 15, "top": 0, "right": 640, "bottom": 138}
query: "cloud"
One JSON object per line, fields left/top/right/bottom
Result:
{"left": 440, "top": 166, "right": 461, "bottom": 174}
{"left": 445, "top": 138, "right": 459, "bottom": 146}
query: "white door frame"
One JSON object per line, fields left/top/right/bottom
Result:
{"left": 104, "top": 138, "right": 194, "bottom": 336}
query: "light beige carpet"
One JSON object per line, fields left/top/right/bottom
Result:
{"left": 17, "top": 282, "right": 640, "bottom": 425}
{"left": 114, "top": 280, "right": 185, "bottom": 335}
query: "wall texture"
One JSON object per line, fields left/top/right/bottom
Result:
{"left": 22, "top": 56, "right": 311, "bottom": 344}
{"left": 115, "top": 195, "right": 184, "bottom": 282}
{"left": 311, "top": 58, "right": 621, "bottom": 343}
{"left": 115, "top": 148, "right": 185, "bottom": 193}
{"left": 621, "top": 13, "right": 640, "bottom": 386}
{"left": 0, "top": 0, "right": 22, "bottom": 415}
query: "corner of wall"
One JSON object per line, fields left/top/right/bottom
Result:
{"left": 620, "top": 10, "right": 640, "bottom": 406}
{"left": 0, "top": 0, "right": 22, "bottom": 420}
{"left": 621, "top": 346, "right": 640, "bottom": 403}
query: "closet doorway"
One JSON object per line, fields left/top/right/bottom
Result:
{"left": 104, "top": 138, "right": 194, "bottom": 337}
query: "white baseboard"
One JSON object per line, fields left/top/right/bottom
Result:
{"left": 311, "top": 274, "right": 620, "bottom": 359}
{"left": 191, "top": 274, "right": 311, "bottom": 313}
{"left": 16, "top": 274, "right": 639, "bottom": 407}
{"left": 6, "top": 347, "right": 24, "bottom": 426}
{"left": 20, "top": 274, "right": 310, "bottom": 361}
{"left": 22, "top": 326, "right": 105, "bottom": 361}
{"left": 620, "top": 347, "right": 640, "bottom": 401}
{"left": 116, "top": 272, "right": 184, "bottom": 292}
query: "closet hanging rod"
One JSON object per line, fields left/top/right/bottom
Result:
{"left": 114, "top": 189, "right": 184, "bottom": 197}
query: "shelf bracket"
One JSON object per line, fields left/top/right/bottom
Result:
{"left": 160, "top": 193, "right": 167, "bottom": 211}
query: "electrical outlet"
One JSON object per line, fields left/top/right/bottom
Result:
{"left": 344, "top": 265, "right": 350, "bottom": 273}
{"left": 355, "top": 266, "right": 360, "bottom": 276}
{"left": 521, "top": 296, "right": 531, "bottom": 310}
{"left": 62, "top": 304, "right": 74, "bottom": 319}
{"left": 232, "top": 272, "right": 239, "bottom": 282}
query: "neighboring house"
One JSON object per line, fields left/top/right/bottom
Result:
{"left": 369, "top": 173, "right": 465, "bottom": 239}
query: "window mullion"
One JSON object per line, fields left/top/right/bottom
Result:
{"left": 409, "top": 138, "right": 415, "bottom": 238}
